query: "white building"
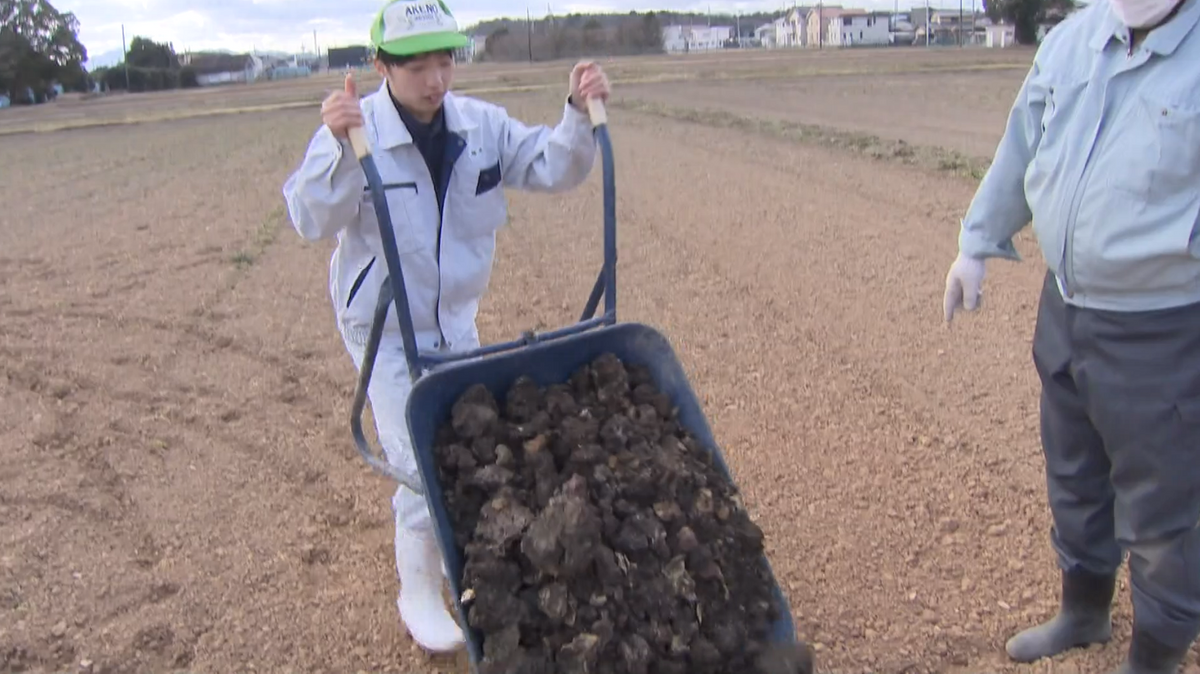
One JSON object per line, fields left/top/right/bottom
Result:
{"left": 773, "top": 17, "right": 792, "bottom": 46}
{"left": 662, "top": 24, "right": 734, "bottom": 52}
{"left": 785, "top": 7, "right": 812, "bottom": 46}
{"left": 454, "top": 35, "right": 485, "bottom": 62}
{"left": 826, "top": 11, "right": 891, "bottom": 46}
{"left": 986, "top": 23, "right": 1016, "bottom": 46}
{"left": 755, "top": 22, "right": 778, "bottom": 47}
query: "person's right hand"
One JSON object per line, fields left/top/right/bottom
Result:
{"left": 943, "top": 253, "right": 986, "bottom": 323}
{"left": 321, "top": 72, "right": 363, "bottom": 140}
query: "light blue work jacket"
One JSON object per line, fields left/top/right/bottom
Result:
{"left": 959, "top": 0, "right": 1200, "bottom": 311}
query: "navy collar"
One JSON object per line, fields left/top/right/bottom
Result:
{"left": 389, "top": 87, "right": 444, "bottom": 141}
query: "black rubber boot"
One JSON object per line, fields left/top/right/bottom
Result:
{"left": 1110, "top": 626, "right": 1190, "bottom": 674}
{"left": 1005, "top": 568, "right": 1116, "bottom": 663}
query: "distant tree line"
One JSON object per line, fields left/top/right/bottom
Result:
{"left": 89, "top": 37, "right": 202, "bottom": 92}
{"left": 0, "top": 0, "right": 88, "bottom": 103}
{"left": 475, "top": 11, "right": 668, "bottom": 62}
{"left": 982, "top": 0, "right": 1077, "bottom": 44}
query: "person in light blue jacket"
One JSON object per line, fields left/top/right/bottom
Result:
{"left": 942, "top": 0, "right": 1200, "bottom": 671}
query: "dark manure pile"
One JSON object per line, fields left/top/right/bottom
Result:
{"left": 433, "top": 353, "right": 813, "bottom": 674}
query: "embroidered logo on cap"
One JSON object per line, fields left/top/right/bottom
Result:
{"left": 384, "top": 1, "right": 449, "bottom": 39}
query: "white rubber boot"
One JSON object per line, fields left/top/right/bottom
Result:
{"left": 397, "top": 528, "right": 465, "bottom": 654}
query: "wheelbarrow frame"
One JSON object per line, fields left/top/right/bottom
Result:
{"left": 343, "top": 99, "right": 797, "bottom": 670}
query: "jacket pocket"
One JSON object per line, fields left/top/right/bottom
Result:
{"left": 1138, "top": 94, "right": 1200, "bottom": 203}
{"left": 360, "top": 181, "right": 425, "bottom": 253}
{"left": 451, "top": 155, "right": 508, "bottom": 241}
{"left": 363, "top": 182, "right": 421, "bottom": 195}
{"left": 475, "top": 161, "right": 501, "bottom": 196}
{"left": 346, "top": 257, "right": 375, "bottom": 308}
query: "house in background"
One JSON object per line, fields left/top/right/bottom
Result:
{"left": 774, "top": 15, "right": 793, "bottom": 45}
{"left": 454, "top": 35, "right": 486, "bottom": 62}
{"left": 910, "top": 8, "right": 989, "bottom": 44}
{"left": 786, "top": 6, "right": 815, "bottom": 45}
{"left": 986, "top": 23, "right": 1017, "bottom": 46}
{"left": 806, "top": 6, "right": 844, "bottom": 47}
{"left": 827, "top": 10, "right": 892, "bottom": 46}
{"left": 755, "top": 21, "right": 778, "bottom": 47}
{"left": 180, "top": 52, "right": 266, "bottom": 86}
{"left": 662, "top": 24, "right": 734, "bottom": 52}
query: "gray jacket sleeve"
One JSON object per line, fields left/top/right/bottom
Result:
{"left": 958, "top": 60, "right": 1047, "bottom": 262}
{"left": 282, "top": 124, "right": 367, "bottom": 242}
{"left": 497, "top": 98, "right": 598, "bottom": 193}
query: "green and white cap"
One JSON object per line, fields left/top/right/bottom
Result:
{"left": 370, "top": 0, "right": 469, "bottom": 56}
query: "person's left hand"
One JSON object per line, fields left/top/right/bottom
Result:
{"left": 569, "top": 61, "right": 610, "bottom": 113}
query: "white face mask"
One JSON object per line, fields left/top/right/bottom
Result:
{"left": 1111, "top": 0, "right": 1180, "bottom": 28}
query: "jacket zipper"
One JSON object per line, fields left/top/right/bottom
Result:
{"left": 432, "top": 136, "right": 466, "bottom": 350}
{"left": 1059, "top": 82, "right": 1110, "bottom": 299}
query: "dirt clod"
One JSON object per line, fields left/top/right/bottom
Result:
{"left": 435, "top": 353, "right": 805, "bottom": 674}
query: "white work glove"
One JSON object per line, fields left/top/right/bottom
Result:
{"left": 943, "top": 253, "right": 986, "bottom": 323}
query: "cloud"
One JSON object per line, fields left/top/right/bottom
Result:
{"left": 62, "top": 0, "right": 937, "bottom": 63}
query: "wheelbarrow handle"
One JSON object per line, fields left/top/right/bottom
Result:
{"left": 345, "top": 123, "right": 429, "bottom": 494}
{"left": 347, "top": 126, "right": 370, "bottom": 159}
{"left": 349, "top": 97, "right": 617, "bottom": 382}
{"left": 346, "top": 95, "right": 616, "bottom": 485}
{"left": 586, "top": 97, "right": 607, "bottom": 126}
{"left": 347, "top": 280, "right": 427, "bottom": 494}
{"left": 346, "top": 124, "right": 425, "bottom": 380}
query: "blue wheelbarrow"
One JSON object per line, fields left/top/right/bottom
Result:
{"left": 344, "top": 99, "right": 803, "bottom": 673}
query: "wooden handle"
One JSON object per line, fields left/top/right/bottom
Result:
{"left": 347, "top": 126, "right": 370, "bottom": 160}
{"left": 586, "top": 97, "right": 607, "bottom": 127}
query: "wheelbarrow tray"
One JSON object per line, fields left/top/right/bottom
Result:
{"left": 405, "top": 320, "right": 799, "bottom": 668}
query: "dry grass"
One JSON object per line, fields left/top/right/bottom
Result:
{"left": 611, "top": 97, "right": 992, "bottom": 181}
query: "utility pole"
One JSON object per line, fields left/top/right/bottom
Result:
{"left": 121, "top": 24, "right": 131, "bottom": 91}
{"left": 313, "top": 30, "right": 318, "bottom": 60}
{"left": 971, "top": 0, "right": 977, "bottom": 43}
{"left": 819, "top": 1, "right": 824, "bottom": 49}
{"left": 526, "top": 7, "right": 533, "bottom": 63}
{"left": 958, "top": 0, "right": 963, "bottom": 45}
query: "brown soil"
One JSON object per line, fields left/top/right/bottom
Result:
{"left": 2, "top": 48, "right": 1197, "bottom": 674}
{"left": 436, "top": 357, "right": 798, "bottom": 674}
{"left": 619, "top": 65, "right": 1026, "bottom": 160}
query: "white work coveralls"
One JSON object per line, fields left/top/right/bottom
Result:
{"left": 282, "top": 82, "right": 598, "bottom": 536}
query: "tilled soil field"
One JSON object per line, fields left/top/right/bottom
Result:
{"left": 2, "top": 49, "right": 1197, "bottom": 674}
{"left": 617, "top": 65, "right": 1025, "bottom": 159}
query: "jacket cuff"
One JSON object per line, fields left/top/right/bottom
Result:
{"left": 958, "top": 226, "right": 1022, "bottom": 262}
{"left": 563, "top": 96, "right": 593, "bottom": 134}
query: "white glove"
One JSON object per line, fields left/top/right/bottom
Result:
{"left": 943, "top": 253, "right": 986, "bottom": 323}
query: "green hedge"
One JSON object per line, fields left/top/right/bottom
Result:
{"left": 101, "top": 66, "right": 199, "bottom": 92}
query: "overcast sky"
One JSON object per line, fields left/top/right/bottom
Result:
{"left": 64, "top": 0, "right": 949, "bottom": 67}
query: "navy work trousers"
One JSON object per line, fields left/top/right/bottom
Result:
{"left": 1033, "top": 270, "right": 1200, "bottom": 650}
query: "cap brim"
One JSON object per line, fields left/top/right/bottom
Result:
{"left": 377, "top": 31, "right": 469, "bottom": 56}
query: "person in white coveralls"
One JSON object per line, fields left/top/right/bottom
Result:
{"left": 942, "top": 0, "right": 1200, "bottom": 669}
{"left": 281, "top": 0, "right": 611, "bottom": 653}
